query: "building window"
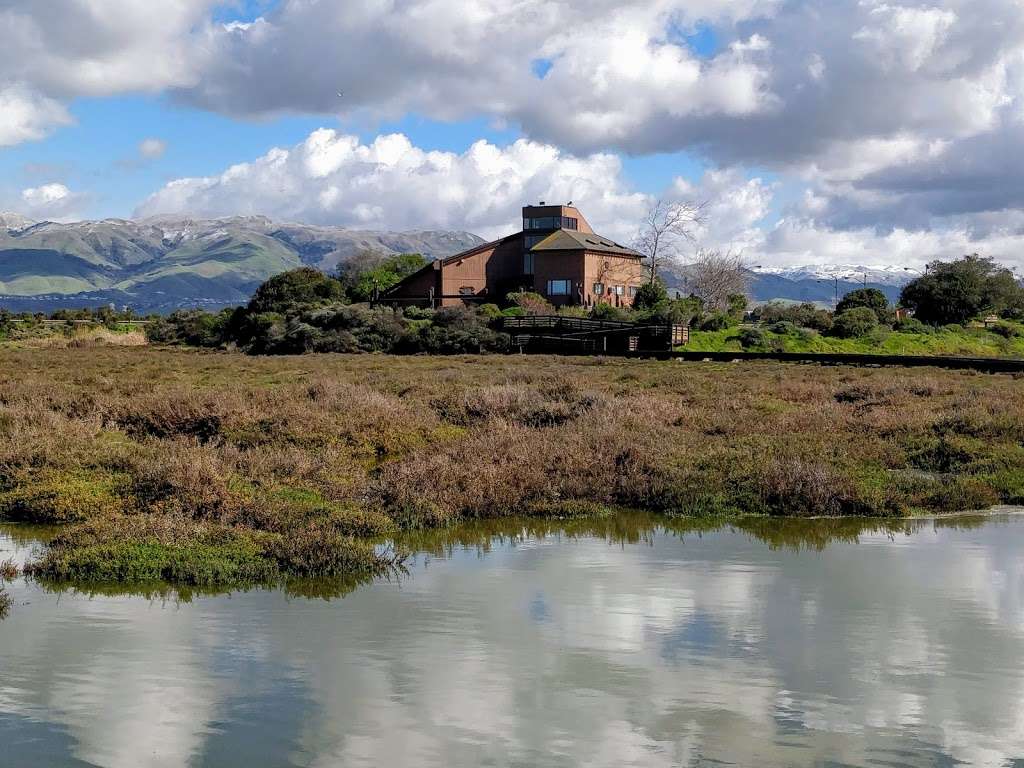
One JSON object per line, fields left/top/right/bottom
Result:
{"left": 459, "top": 286, "right": 475, "bottom": 296}
{"left": 547, "top": 279, "right": 571, "bottom": 296}
{"left": 628, "top": 286, "right": 639, "bottom": 297}
{"left": 524, "top": 215, "right": 579, "bottom": 231}
{"left": 524, "top": 234, "right": 545, "bottom": 249}
{"left": 592, "top": 282, "right": 605, "bottom": 295}
{"left": 523, "top": 252, "right": 535, "bottom": 274}
{"left": 613, "top": 285, "right": 625, "bottom": 296}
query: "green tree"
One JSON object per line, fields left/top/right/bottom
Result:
{"left": 831, "top": 307, "right": 878, "bottom": 338}
{"left": 338, "top": 251, "right": 428, "bottom": 302}
{"left": 836, "top": 288, "right": 892, "bottom": 323}
{"left": 247, "top": 267, "right": 344, "bottom": 315}
{"left": 899, "top": 254, "right": 1024, "bottom": 326}
{"left": 726, "top": 293, "right": 748, "bottom": 323}
{"left": 632, "top": 279, "right": 668, "bottom": 312}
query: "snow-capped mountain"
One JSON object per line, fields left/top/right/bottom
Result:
{"left": 756, "top": 264, "right": 915, "bottom": 287}
{"left": 0, "top": 212, "right": 36, "bottom": 232}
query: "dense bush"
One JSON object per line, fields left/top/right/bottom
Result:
{"left": 247, "top": 267, "right": 345, "bottom": 314}
{"left": 147, "top": 309, "right": 232, "bottom": 347}
{"left": 699, "top": 312, "right": 731, "bottom": 331}
{"left": 836, "top": 288, "right": 893, "bottom": 324}
{"left": 738, "top": 327, "right": 766, "bottom": 348}
{"left": 900, "top": 254, "right": 1024, "bottom": 326}
{"left": 831, "top": 307, "right": 879, "bottom": 338}
{"left": 768, "top": 320, "right": 798, "bottom": 335}
{"left": 632, "top": 279, "right": 668, "bottom": 312}
{"left": 989, "top": 320, "right": 1022, "bottom": 339}
{"left": 145, "top": 268, "right": 510, "bottom": 356}
{"left": 506, "top": 291, "right": 553, "bottom": 315}
{"left": 894, "top": 316, "right": 931, "bottom": 334}
{"left": 756, "top": 302, "right": 833, "bottom": 333}
{"left": 589, "top": 303, "right": 633, "bottom": 322}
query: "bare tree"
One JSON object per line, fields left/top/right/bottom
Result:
{"left": 633, "top": 199, "right": 705, "bottom": 282}
{"left": 687, "top": 249, "right": 750, "bottom": 312}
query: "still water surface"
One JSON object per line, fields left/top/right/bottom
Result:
{"left": 2, "top": 513, "right": 1024, "bottom": 767}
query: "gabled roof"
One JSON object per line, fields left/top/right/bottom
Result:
{"left": 530, "top": 228, "right": 641, "bottom": 257}
{"left": 381, "top": 232, "right": 522, "bottom": 296}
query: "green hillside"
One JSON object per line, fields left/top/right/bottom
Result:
{"left": 0, "top": 215, "right": 483, "bottom": 312}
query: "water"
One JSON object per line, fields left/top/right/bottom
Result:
{"left": 2, "top": 513, "right": 1024, "bottom": 767}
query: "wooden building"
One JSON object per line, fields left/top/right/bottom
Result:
{"left": 383, "top": 203, "right": 645, "bottom": 308}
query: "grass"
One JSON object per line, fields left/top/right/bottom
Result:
{"left": 687, "top": 320, "right": 1024, "bottom": 357}
{"left": 0, "top": 346, "right": 1022, "bottom": 588}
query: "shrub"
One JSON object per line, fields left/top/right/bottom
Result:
{"left": 989, "top": 321, "right": 1022, "bottom": 338}
{"left": 768, "top": 320, "right": 797, "bottom": 335}
{"left": 836, "top": 288, "right": 893, "bottom": 323}
{"left": 146, "top": 309, "right": 231, "bottom": 347}
{"left": 699, "top": 312, "right": 730, "bottom": 331}
{"left": 755, "top": 302, "right": 833, "bottom": 333}
{"left": 894, "top": 316, "right": 930, "bottom": 334}
{"left": 632, "top": 280, "right": 668, "bottom": 312}
{"left": 0, "top": 558, "right": 17, "bottom": 580}
{"left": 477, "top": 303, "right": 503, "bottom": 320}
{"left": 402, "top": 306, "right": 434, "bottom": 320}
{"left": 247, "top": 268, "right": 344, "bottom": 314}
{"left": 590, "top": 303, "right": 633, "bottom": 322}
{"left": 738, "top": 327, "right": 766, "bottom": 348}
{"left": 506, "top": 291, "right": 553, "bottom": 315}
{"left": 831, "top": 307, "right": 878, "bottom": 338}
{"left": 0, "top": 471, "right": 127, "bottom": 523}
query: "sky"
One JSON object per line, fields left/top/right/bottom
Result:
{"left": 1, "top": 0, "right": 1023, "bottom": 269}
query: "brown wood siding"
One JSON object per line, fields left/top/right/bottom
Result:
{"left": 584, "top": 252, "right": 645, "bottom": 307}
{"left": 438, "top": 234, "right": 529, "bottom": 306}
{"left": 384, "top": 263, "right": 439, "bottom": 305}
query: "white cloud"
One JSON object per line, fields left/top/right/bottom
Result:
{"left": 19, "top": 182, "right": 82, "bottom": 220}
{"left": 0, "top": 83, "right": 72, "bottom": 146}
{"left": 0, "top": 1, "right": 217, "bottom": 146}
{"left": 138, "top": 138, "right": 167, "bottom": 160}
{"left": 0, "top": 0, "right": 216, "bottom": 97}
{"left": 134, "top": 125, "right": 1024, "bottom": 271}
{"left": 4, "top": 0, "right": 1022, "bottom": 269}
{"left": 135, "top": 128, "right": 650, "bottom": 241}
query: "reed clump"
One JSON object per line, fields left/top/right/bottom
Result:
{"left": 1, "top": 347, "right": 1022, "bottom": 587}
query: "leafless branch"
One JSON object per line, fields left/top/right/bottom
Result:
{"left": 633, "top": 199, "right": 707, "bottom": 282}
{"left": 687, "top": 249, "right": 750, "bottom": 312}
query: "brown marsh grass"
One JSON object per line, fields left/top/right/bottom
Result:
{"left": 1, "top": 346, "right": 1022, "bottom": 585}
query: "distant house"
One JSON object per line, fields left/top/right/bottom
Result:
{"left": 383, "top": 203, "right": 645, "bottom": 308}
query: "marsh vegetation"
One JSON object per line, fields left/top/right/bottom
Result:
{"left": 1, "top": 347, "right": 1022, "bottom": 588}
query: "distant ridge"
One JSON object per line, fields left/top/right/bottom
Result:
{"left": 0, "top": 214, "right": 484, "bottom": 313}
{"left": 0, "top": 212, "right": 911, "bottom": 313}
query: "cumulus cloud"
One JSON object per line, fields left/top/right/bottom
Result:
{"left": 135, "top": 129, "right": 651, "bottom": 241}
{"left": 19, "top": 182, "right": 83, "bottom": 221}
{"left": 0, "top": 83, "right": 72, "bottom": 146}
{"left": 134, "top": 125, "right": 1024, "bottom": 270}
{"left": 155, "top": 0, "right": 1024, "bottom": 245}
{"left": 8, "top": 0, "right": 1023, "bottom": 266}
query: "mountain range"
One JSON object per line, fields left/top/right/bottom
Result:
{"left": 0, "top": 214, "right": 908, "bottom": 312}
